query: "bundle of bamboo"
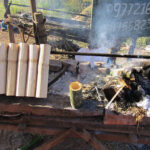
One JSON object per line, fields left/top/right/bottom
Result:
{"left": 0, "top": 43, "right": 51, "bottom": 98}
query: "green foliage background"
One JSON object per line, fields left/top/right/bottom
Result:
{"left": 0, "top": 0, "right": 92, "bottom": 19}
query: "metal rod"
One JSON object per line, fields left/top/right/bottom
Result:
{"left": 51, "top": 51, "right": 150, "bottom": 59}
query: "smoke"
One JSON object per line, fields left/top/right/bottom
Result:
{"left": 90, "top": 0, "right": 149, "bottom": 49}
{"left": 91, "top": 0, "right": 118, "bottom": 48}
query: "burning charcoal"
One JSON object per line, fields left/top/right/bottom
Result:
{"left": 130, "top": 82, "right": 138, "bottom": 90}
{"left": 132, "top": 69, "right": 150, "bottom": 95}
{"left": 123, "top": 88, "right": 134, "bottom": 103}
{"left": 133, "top": 90, "right": 142, "bottom": 102}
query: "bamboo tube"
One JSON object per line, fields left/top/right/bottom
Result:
{"left": 0, "top": 43, "right": 8, "bottom": 94}
{"left": 6, "top": 43, "right": 19, "bottom": 96}
{"left": 69, "top": 81, "right": 83, "bottom": 109}
{"left": 26, "top": 45, "right": 39, "bottom": 97}
{"left": 36, "top": 44, "right": 51, "bottom": 98}
{"left": 16, "top": 43, "right": 29, "bottom": 97}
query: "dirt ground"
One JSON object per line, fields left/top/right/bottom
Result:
{"left": 0, "top": 30, "right": 35, "bottom": 44}
{"left": 0, "top": 31, "right": 150, "bottom": 150}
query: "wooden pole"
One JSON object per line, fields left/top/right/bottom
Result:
{"left": 8, "top": 24, "right": 15, "bottom": 43}
{"left": 30, "top": 0, "right": 37, "bottom": 17}
{"left": 29, "top": 0, "right": 39, "bottom": 44}
{"left": 4, "top": 15, "right": 15, "bottom": 43}
{"left": 34, "top": 12, "right": 47, "bottom": 44}
{"left": 35, "top": 129, "right": 72, "bottom": 150}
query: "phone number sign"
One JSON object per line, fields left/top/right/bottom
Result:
{"left": 92, "top": 0, "right": 150, "bottom": 38}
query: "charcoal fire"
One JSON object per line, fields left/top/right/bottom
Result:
{"left": 102, "top": 65, "right": 150, "bottom": 121}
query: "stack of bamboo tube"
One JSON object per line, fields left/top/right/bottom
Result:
{"left": 0, "top": 43, "right": 51, "bottom": 98}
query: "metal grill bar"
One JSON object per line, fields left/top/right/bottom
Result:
{"left": 51, "top": 51, "right": 150, "bottom": 59}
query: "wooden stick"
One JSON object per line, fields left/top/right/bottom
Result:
{"left": 34, "top": 12, "right": 47, "bottom": 44}
{"left": 35, "top": 129, "right": 72, "bottom": 150}
{"left": 6, "top": 16, "right": 15, "bottom": 43}
{"left": 29, "top": 0, "right": 39, "bottom": 44}
{"left": 105, "top": 85, "right": 125, "bottom": 109}
{"left": 30, "top": 0, "right": 37, "bottom": 17}
{"left": 0, "top": 43, "right": 8, "bottom": 94}
{"left": 36, "top": 44, "right": 51, "bottom": 98}
{"left": 95, "top": 86, "right": 102, "bottom": 101}
{"left": 8, "top": 24, "right": 15, "bottom": 43}
{"left": 72, "top": 129, "right": 108, "bottom": 150}
{"left": 26, "top": 45, "right": 39, "bottom": 97}
{"left": 16, "top": 43, "right": 29, "bottom": 97}
{"left": 6, "top": 43, "right": 19, "bottom": 96}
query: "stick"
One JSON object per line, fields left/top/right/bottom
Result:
{"left": 95, "top": 86, "right": 101, "bottom": 101}
{"left": 105, "top": 85, "right": 125, "bottom": 109}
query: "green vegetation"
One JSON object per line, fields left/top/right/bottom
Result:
{"left": 136, "top": 37, "right": 150, "bottom": 48}
{"left": 0, "top": 1, "right": 5, "bottom": 19}
{"left": 0, "top": 0, "right": 92, "bottom": 19}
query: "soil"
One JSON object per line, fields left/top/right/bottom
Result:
{"left": 0, "top": 30, "right": 35, "bottom": 44}
{"left": 0, "top": 30, "right": 150, "bottom": 150}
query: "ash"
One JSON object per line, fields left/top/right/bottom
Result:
{"left": 49, "top": 62, "right": 108, "bottom": 96}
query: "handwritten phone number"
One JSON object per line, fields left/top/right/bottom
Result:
{"left": 111, "top": 19, "right": 150, "bottom": 32}
{"left": 107, "top": 2, "right": 150, "bottom": 17}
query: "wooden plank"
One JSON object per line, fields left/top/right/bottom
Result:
{"left": 0, "top": 123, "right": 63, "bottom": 136}
{"left": 104, "top": 110, "right": 136, "bottom": 125}
{"left": 0, "top": 95, "right": 104, "bottom": 117}
{"left": 26, "top": 45, "right": 39, "bottom": 97}
{"left": 16, "top": 43, "right": 29, "bottom": 97}
{"left": 95, "top": 132, "right": 150, "bottom": 145}
{"left": 0, "top": 115, "right": 102, "bottom": 130}
{"left": 0, "top": 114, "right": 150, "bottom": 136}
{"left": 0, "top": 122, "right": 150, "bottom": 145}
{"left": 35, "top": 129, "right": 72, "bottom": 150}
{"left": 36, "top": 44, "right": 51, "bottom": 98}
{"left": 82, "top": 129, "right": 108, "bottom": 150}
{"left": 73, "top": 129, "right": 108, "bottom": 150}
{"left": 141, "top": 117, "right": 150, "bottom": 126}
{"left": 6, "top": 43, "right": 19, "bottom": 96}
{"left": 0, "top": 43, "right": 8, "bottom": 94}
